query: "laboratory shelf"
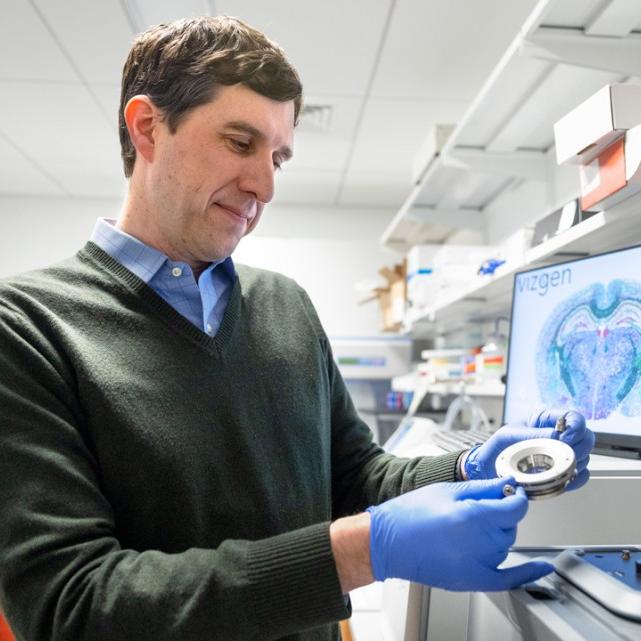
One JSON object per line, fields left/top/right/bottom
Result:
{"left": 391, "top": 368, "right": 505, "bottom": 398}
{"left": 380, "top": 0, "right": 641, "bottom": 253}
{"left": 404, "top": 193, "right": 641, "bottom": 338}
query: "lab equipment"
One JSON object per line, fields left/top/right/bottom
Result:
{"left": 429, "top": 427, "right": 491, "bottom": 452}
{"left": 504, "top": 243, "right": 641, "bottom": 459}
{"left": 351, "top": 415, "right": 641, "bottom": 641}
{"left": 555, "top": 547, "right": 641, "bottom": 621}
{"left": 467, "top": 546, "right": 641, "bottom": 641}
{"left": 441, "top": 394, "right": 491, "bottom": 432}
{"left": 366, "top": 478, "right": 553, "bottom": 591}
{"left": 463, "top": 409, "right": 591, "bottom": 486}
{"left": 495, "top": 438, "right": 576, "bottom": 500}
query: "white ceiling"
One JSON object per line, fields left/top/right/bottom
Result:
{"left": 0, "top": 0, "right": 538, "bottom": 209}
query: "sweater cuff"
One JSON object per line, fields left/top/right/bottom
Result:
{"left": 413, "top": 450, "right": 464, "bottom": 488}
{"left": 246, "top": 522, "right": 349, "bottom": 637}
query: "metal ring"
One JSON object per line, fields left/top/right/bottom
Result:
{"left": 495, "top": 439, "right": 576, "bottom": 500}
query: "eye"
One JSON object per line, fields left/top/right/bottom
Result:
{"left": 273, "top": 157, "right": 283, "bottom": 171}
{"left": 228, "top": 138, "right": 251, "bottom": 153}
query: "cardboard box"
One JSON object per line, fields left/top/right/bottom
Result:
{"left": 362, "top": 261, "right": 407, "bottom": 332}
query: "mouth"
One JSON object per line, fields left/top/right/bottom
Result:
{"left": 214, "top": 203, "right": 252, "bottom": 223}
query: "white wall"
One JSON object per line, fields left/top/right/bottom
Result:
{"left": 0, "top": 196, "right": 395, "bottom": 337}
{"left": 484, "top": 147, "right": 581, "bottom": 246}
{"left": 0, "top": 195, "right": 119, "bottom": 275}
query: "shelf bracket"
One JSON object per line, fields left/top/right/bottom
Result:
{"left": 521, "top": 27, "right": 641, "bottom": 77}
{"left": 585, "top": 0, "right": 641, "bottom": 38}
{"left": 442, "top": 148, "right": 548, "bottom": 181}
{"left": 407, "top": 206, "right": 485, "bottom": 230}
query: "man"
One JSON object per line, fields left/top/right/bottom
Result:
{"left": 0, "top": 16, "right": 593, "bottom": 641}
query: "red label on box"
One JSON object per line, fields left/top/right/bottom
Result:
{"left": 580, "top": 138, "right": 626, "bottom": 211}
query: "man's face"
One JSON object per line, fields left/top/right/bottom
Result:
{"left": 147, "top": 83, "right": 294, "bottom": 264}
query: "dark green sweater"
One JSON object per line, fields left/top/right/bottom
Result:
{"left": 0, "top": 243, "right": 460, "bottom": 641}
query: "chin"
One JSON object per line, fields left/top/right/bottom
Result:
{"left": 210, "top": 240, "right": 239, "bottom": 262}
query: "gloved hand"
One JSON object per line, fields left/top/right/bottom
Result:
{"left": 367, "top": 477, "right": 554, "bottom": 591}
{"left": 464, "top": 408, "right": 594, "bottom": 491}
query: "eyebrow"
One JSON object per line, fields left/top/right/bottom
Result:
{"left": 225, "top": 121, "right": 293, "bottom": 160}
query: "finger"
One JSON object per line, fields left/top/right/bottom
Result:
{"left": 499, "top": 526, "right": 518, "bottom": 549}
{"left": 562, "top": 427, "right": 595, "bottom": 453}
{"left": 493, "top": 426, "right": 555, "bottom": 446}
{"left": 486, "top": 561, "right": 555, "bottom": 591}
{"left": 575, "top": 455, "right": 590, "bottom": 472}
{"left": 485, "top": 548, "right": 510, "bottom": 568}
{"left": 474, "top": 490, "right": 529, "bottom": 528}
{"left": 485, "top": 525, "right": 517, "bottom": 550}
{"left": 452, "top": 476, "right": 515, "bottom": 501}
{"left": 526, "top": 407, "right": 561, "bottom": 427}
{"left": 560, "top": 437, "right": 594, "bottom": 467}
{"left": 560, "top": 424, "right": 588, "bottom": 446}
{"left": 515, "top": 426, "right": 555, "bottom": 440}
{"left": 566, "top": 468, "right": 590, "bottom": 491}
{"left": 564, "top": 439, "right": 595, "bottom": 463}
{"left": 563, "top": 410, "right": 587, "bottom": 431}
{"left": 477, "top": 513, "right": 518, "bottom": 550}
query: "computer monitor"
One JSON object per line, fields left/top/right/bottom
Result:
{"left": 504, "top": 244, "right": 641, "bottom": 458}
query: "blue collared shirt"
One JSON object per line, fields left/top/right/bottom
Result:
{"left": 90, "top": 218, "right": 235, "bottom": 336}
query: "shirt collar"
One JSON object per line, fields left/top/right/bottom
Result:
{"left": 90, "top": 217, "right": 236, "bottom": 283}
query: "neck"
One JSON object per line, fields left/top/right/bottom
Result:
{"left": 118, "top": 184, "right": 210, "bottom": 277}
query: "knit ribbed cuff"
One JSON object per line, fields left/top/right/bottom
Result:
{"left": 413, "top": 450, "right": 464, "bottom": 488}
{"left": 246, "top": 522, "right": 349, "bottom": 638}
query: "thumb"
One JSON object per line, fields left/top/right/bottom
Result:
{"left": 453, "top": 476, "right": 515, "bottom": 501}
{"left": 490, "top": 561, "right": 555, "bottom": 591}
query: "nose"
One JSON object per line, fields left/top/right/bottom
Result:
{"left": 238, "top": 153, "right": 275, "bottom": 204}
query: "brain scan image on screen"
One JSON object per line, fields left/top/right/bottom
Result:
{"left": 536, "top": 279, "right": 641, "bottom": 420}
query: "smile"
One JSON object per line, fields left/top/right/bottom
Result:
{"left": 215, "top": 203, "right": 251, "bottom": 222}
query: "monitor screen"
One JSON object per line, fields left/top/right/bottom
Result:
{"left": 504, "top": 244, "right": 641, "bottom": 455}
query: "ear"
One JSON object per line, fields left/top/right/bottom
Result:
{"left": 124, "top": 95, "right": 160, "bottom": 165}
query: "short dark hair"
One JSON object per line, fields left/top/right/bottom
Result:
{"left": 119, "top": 15, "right": 303, "bottom": 177}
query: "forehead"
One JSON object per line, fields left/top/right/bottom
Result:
{"left": 191, "top": 84, "right": 295, "bottom": 149}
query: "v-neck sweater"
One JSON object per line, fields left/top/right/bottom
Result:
{"left": 0, "top": 243, "right": 461, "bottom": 641}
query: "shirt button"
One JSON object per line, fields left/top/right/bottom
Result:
{"left": 171, "top": 267, "right": 182, "bottom": 277}
{"left": 206, "top": 323, "right": 213, "bottom": 334}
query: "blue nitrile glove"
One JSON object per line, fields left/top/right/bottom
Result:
{"left": 366, "top": 477, "right": 554, "bottom": 591}
{"left": 464, "top": 408, "right": 594, "bottom": 491}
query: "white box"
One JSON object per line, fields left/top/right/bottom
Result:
{"left": 406, "top": 245, "right": 439, "bottom": 310}
{"left": 554, "top": 84, "right": 641, "bottom": 165}
{"left": 406, "top": 273, "right": 438, "bottom": 310}
{"left": 498, "top": 227, "right": 535, "bottom": 268}
{"left": 578, "top": 122, "right": 641, "bottom": 211}
{"left": 405, "top": 244, "right": 438, "bottom": 278}
{"left": 433, "top": 244, "right": 497, "bottom": 286}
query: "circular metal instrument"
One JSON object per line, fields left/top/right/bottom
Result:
{"left": 495, "top": 438, "right": 576, "bottom": 500}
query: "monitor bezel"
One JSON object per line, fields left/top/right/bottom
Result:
{"left": 502, "top": 243, "right": 641, "bottom": 457}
